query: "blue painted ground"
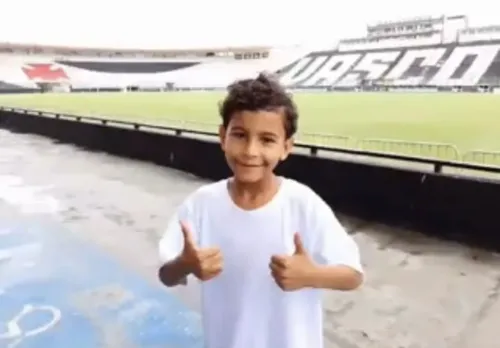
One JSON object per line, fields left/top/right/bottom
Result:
{"left": 0, "top": 217, "right": 203, "bottom": 348}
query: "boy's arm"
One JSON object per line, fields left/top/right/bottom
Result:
{"left": 306, "top": 264, "right": 362, "bottom": 291}
{"left": 158, "top": 256, "right": 191, "bottom": 287}
{"left": 158, "top": 209, "right": 195, "bottom": 287}
{"left": 306, "top": 194, "right": 364, "bottom": 291}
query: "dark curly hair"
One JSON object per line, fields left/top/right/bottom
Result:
{"left": 219, "top": 72, "right": 298, "bottom": 139}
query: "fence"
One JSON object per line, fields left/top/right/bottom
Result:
{"left": 2, "top": 107, "right": 500, "bottom": 175}
{"left": 358, "top": 139, "right": 461, "bottom": 161}
{"left": 143, "top": 117, "right": 500, "bottom": 168}
{"left": 462, "top": 150, "right": 500, "bottom": 168}
{"left": 296, "top": 132, "right": 354, "bottom": 148}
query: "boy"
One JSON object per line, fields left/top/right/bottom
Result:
{"left": 158, "top": 73, "right": 363, "bottom": 348}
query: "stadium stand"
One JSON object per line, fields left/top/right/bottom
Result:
{"left": 0, "top": 44, "right": 304, "bottom": 92}
{"left": 280, "top": 41, "right": 500, "bottom": 90}
{"left": 280, "top": 15, "right": 500, "bottom": 92}
{"left": 0, "top": 14, "right": 499, "bottom": 93}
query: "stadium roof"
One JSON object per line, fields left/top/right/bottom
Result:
{"left": 0, "top": 42, "right": 275, "bottom": 54}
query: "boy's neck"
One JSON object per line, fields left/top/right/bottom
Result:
{"left": 229, "top": 175, "right": 281, "bottom": 210}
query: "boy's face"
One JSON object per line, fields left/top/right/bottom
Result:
{"left": 219, "top": 109, "right": 293, "bottom": 184}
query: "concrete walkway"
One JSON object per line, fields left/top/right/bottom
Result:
{"left": 0, "top": 129, "right": 499, "bottom": 348}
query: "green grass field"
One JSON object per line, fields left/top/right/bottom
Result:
{"left": 1, "top": 92, "right": 499, "bottom": 165}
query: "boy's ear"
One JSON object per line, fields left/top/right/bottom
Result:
{"left": 218, "top": 125, "right": 226, "bottom": 150}
{"left": 281, "top": 137, "right": 294, "bottom": 161}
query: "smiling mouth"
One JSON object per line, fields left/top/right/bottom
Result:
{"left": 237, "top": 162, "right": 262, "bottom": 168}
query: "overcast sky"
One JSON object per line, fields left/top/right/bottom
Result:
{"left": 1, "top": 0, "right": 497, "bottom": 49}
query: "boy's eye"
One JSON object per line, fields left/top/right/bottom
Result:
{"left": 231, "top": 132, "right": 245, "bottom": 138}
{"left": 262, "top": 138, "right": 275, "bottom": 144}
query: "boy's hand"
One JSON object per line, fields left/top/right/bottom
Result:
{"left": 269, "top": 233, "right": 316, "bottom": 291}
{"left": 180, "top": 221, "right": 223, "bottom": 281}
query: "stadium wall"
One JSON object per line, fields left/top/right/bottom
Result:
{"left": 1, "top": 109, "right": 500, "bottom": 251}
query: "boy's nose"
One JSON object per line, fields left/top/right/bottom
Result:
{"left": 243, "top": 140, "right": 259, "bottom": 157}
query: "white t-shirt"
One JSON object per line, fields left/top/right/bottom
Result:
{"left": 159, "top": 177, "right": 363, "bottom": 348}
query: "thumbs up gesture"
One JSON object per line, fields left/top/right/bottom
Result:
{"left": 180, "top": 221, "right": 223, "bottom": 281}
{"left": 269, "top": 233, "right": 316, "bottom": 291}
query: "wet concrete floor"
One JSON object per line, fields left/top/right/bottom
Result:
{"left": 0, "top": 128, "right": 499, "bottom": 348}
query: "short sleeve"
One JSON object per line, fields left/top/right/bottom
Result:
{"left": 158, "top": 199, "right": 198, "bottom": 263}
{"left": 309, "top": 194, "right": 363, "bottom": 273}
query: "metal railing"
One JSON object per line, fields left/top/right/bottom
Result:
{"left": 462, "top": 150, "right": 500, "bottom": 168}
{"left": 358, "top": 138, "right": 461, "bottom": 161}
{"left": 296, "top": 132, "right": 353, "bottom": 148}
{"left": 2, "top": 107, "right": 500, "bottom": 177}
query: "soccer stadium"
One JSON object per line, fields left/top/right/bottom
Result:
{"left": 1, "top": 14, "right": 500, "bottom": 166}
{"left": 1, "top": 12, "right": 500, "bottom": 348}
